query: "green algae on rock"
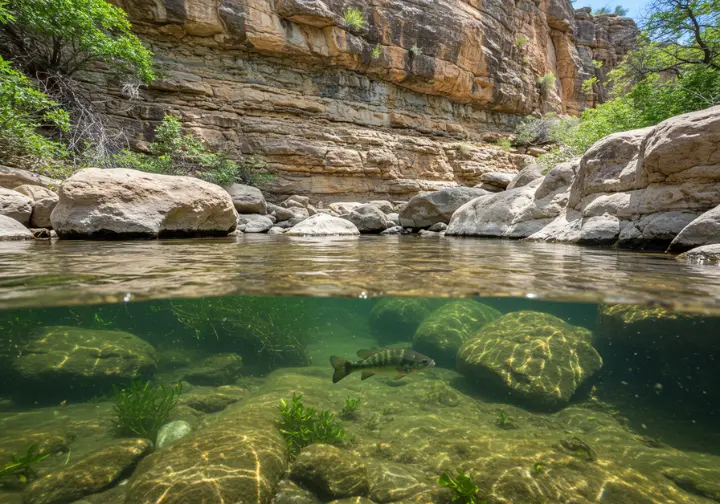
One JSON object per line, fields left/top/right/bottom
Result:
{"left": 369, "top": 299, "right": 440, "bottom": 344}
{"left": 22, "top": 438, "right": 152, "bottom": 504}
{"left": 290, "top": 444, "right": 369, "bottom": 499}
{"left": 412, "top": 300, "right": 501, "bottom": 368}
{"left": 11, "top": 327, "right": 157, "bottom": 403}
{"left": 456, "top": 311, "right": 602, "bottom": 408}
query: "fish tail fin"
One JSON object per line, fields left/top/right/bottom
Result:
{"left": 330, "top": 356, "right": 352, "bottom": 383}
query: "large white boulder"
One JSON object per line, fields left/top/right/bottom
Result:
{"left": 285, "top": 213, "right": 360, "bottom": 236}
{"left": 0, "top": 187, "right": 33, "bottom": 225}
{"left": 13, "top": 184, "right": 58, "bottom": 228}
{"left": 51, "top": 168, "right": 237, "bottom": 239}
{"left": 225, "top": 184, "right": 266, "bottom": 214}
{"left": 0, "top": 214, "right": 33, "bottom": 240}
{"left": 399, "top": 187, "right": 488, "bottom": 228}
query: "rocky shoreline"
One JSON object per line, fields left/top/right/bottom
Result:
{"left": 1, "top": 106, "right": 719, "bottom": 262}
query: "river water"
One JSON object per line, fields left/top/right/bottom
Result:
{"left": 1, "top": 235, "right": 719, "bottom": 503}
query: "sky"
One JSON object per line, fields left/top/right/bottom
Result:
{"left": 576, "top": 0, "right": 651, "bottom": 20}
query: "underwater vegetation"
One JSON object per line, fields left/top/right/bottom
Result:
{"left": 558, "top": 436, "right": 596, "bottom": 461}
{"left": 113, "top": 379, "right": 182, "bottom": 440}
{"left": 437, "top": 469, "right": 482, "bottom": 504}
{"left": 340, "top": 396, "right": 360, "bottom": 419}
{"left": 278, "top": 393, "right": 349, "bottom": 457}
{"left": 495, "top": 409, "right": 518, "bottom": 430}
{"left": 0, "top": 445, "right": 49, "bottom": 487}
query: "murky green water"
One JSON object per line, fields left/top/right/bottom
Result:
{"left": 1, "top": 237, "right": 720, "bottom": 503}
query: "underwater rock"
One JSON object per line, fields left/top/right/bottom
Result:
{"left": 398, "top": 187, "right": 488, "bottom": 228}
{"left": 51, "top": 168, "right": 237, "bottom": 239}
{"left": 290, "top": 444, "right": 369, "bottom": 499}
{"left": 237, "top": 213, "right": 273, "bottom": 233}
{"left": 12, "top": 185, "right": 58, "bottom": 229}
{"left": 156, "top": 420, "right": 192, "bottom": 449}
{"left": 366, "top": 462, "right": 433, "bottom": 503}
{"left": 369, "top": 298, "right": 439, "bottom": 344}
{"left": 12, "top": 327, "right": 157, "bottom": 402}
{"left": 23, "top": 438, "right": 152, "bottom": 504}
{"left": 505, "top": 164, "right": 544, "bottom": 189}
{"left": 225, "top": 183, "right": 267, "bottom": 214}
{"left": 181, "top": 353, "right": 244, "bottom": 386}
{"left": 343, "top": 204, "right": 393, "bottom": 233}
{"left": 412, "top": 300, "right": 501, "bottom": 368}
{"left": 678, "top": 244, "right": 720, "bottom": 264}
{"left": 0, "top": 187, "right": 33, "bottom": 226}
{"left": 124, "top": 400, "right": 287, "bottom": 504}
{"left": 180, "top": 392, "right": 239, "bottom": 413}
{"left": 663, "top": 468, "right": 720, "bottom": 502}
{"left": 456, "top": 311, "right": 602, "bottom": 408}
{"left": 285, "top": 213, "right": 360, "bottom": 236}
{"left": 273, "top": 479, "right": 322, "bottom": 504}
{"left": 0, "top": 214, "right": 33, "bottom": 240}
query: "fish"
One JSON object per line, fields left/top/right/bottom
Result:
{"left": 330, "top": 348, "right": 435, "bottom": 383}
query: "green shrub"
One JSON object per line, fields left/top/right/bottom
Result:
{"left": 495, "top": 139, "right": 512, "bottom": 152}
{"left": 371, "top": 43, "right": 382, "bottom": 59}
{"left": 515, "top": 35, "right": 529, "bottom": 47}
{"left": 340, "top": 396, "right": 360, "bottom": 419}
{"left": 592, "top": 59, "right": 603, "bottom": 69}
{"left": 437, "top": 469, "right": 480, "bottom": 503}
{"left": 278, "top": 393, "right": 348, "bottom": 457}
{"left": 112, "top": 115, "right": 270, "bottom": 187}
{"left": 113, "top": 379, "right": 182, "bottom": 440}
{"left": 409, "top": 44, "right": 421, "bottom": 56}
{"left": 537, "top": 72, "right": 556, "bottom": 98}
{"left": 582, "top": 76, "right": 598, "bottom": 94}
{"left": 343, "top": 8, "right": 365, "bottom": 31}
{"left": 514, "top": 113, "right": 559, "bottom": 145}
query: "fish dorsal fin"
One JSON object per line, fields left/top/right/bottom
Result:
{"left": 361, "top": 371, "right": 376, "bottom": 380}
{"left": 357, "top": 349, "right": 377, "bottom": 359}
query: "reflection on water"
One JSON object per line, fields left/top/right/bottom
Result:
{"left": 1, "top": 235, "right": 720, "bottom": 312}
{"left": 1, "top": 295, "right": 719, "bottom": 503}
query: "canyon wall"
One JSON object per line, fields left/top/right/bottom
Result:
{"left": 92, "top": 0, "right": 636, "bottom": 200}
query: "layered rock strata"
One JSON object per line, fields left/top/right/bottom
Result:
{"left": 90, "top": 0, "right": 636, "bottom": 200}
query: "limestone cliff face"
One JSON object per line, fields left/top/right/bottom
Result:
{"left": 98, "top": 0, "right": 636, "bottom": 200}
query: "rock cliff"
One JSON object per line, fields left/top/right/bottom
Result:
{"left": 87, "top": 0, "right": 636, "bottom": 200}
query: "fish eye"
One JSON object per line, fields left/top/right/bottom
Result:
{"left": 421, "top": 359, "right": 428, "bottom": 364}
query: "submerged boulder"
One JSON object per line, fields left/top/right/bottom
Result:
{"left": 51, "top": 168, "right": 237, "bottom": 239}
{"left": 369, "top": 298, "right": 440, "bottom": 344}
{"left": 290, "top": 444, "right": 369, "bottom": 499}
{"left": 12, "top": 326, "right": 157, "bottom": 402}
{"left": 412, "top": 300, "right": 502, "bottom": 367}
{"left": 225, "top": 183, "right": 267, "bottom": 214}
{"left": 0, "top": 214, "right": 33, "bottom": 240}
{"left": 399, "top": 187, "right": 487, "bottom": 228}
{"left": 343, "top": 204, "right": 392, "bottom": 233}
{"left": 285, "top": 213, "right": 360, "bottom": 236}
{"left": 23, "top": 439, "right": 152, "bottom": 504}
{"left": 678, "top": 244, "right": 720, "bottom": 265}
{"left": 13, "top": 184, "right": 58, "bottom": 228}
{"left": 457, "top": 311, "right": 602, "bottom": 408}
{"left": 181, "top": 353, "right": 244, "bottom": 386}
{"left": 0, "top": 186, "right": 33, "bottom": 225}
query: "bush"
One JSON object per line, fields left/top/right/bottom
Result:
{"left": 112, "top": 115, "right": 270, "bottom": 187}
{"left": 516, "top": 36, "right": 529, "bottom": 47}
{"left": 514, "top": 113, "right": 560, "bottom": 145}
{"left": 343, "top": 8, "right": 365, "bottom": 31}
{"left": 582, "top": 76, "right": 598, "bottom": 94}
{"left": 537, "top": 72, "right": 556, "bottom": 98}
{"left": 113, "top": 380, "right": 182, "bottom": 440}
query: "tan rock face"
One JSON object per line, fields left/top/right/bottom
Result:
{"left": 91, "top": 1, "right": 633, "bottom": 200}
{"left": 51, "top": 168, "right": 238, "bottom": 239}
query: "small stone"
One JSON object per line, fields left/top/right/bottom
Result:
{"left": 237, "top": 214, "right": 274, "bottom": 233}
{"left": 268, "top": 226, "right": 285, "bottom": 235}
{"left": 380, "top": 226, "right": 403, "bottom": 236}
{"left": 156, "top": 420, "right": 193, "bottom": 449}
{"left": 427, "top": 222, "right": 447, "bottom": 232}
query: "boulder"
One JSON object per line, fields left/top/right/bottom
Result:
{"left": 480, "top": 171, "right": 516, "bottom": 190}
{"left": 51, "top": 168, "right": 237, "bottom": 239}
{"left": 285, "top": 213, "right": 360, "bottom": 236}
{"left": 328, "top": 202, "right": 363, "bottom": 214}
{"left": 369, "top": 298, "right": 441, "bottom": 344}
{"left": 386, "top": 213, "right": 400, "bottom": 226}
{"left": 678, "top": 244, "right": 720, "bottom": 265}
{"left": 12, "top": 326, "right": 157, "bottom": 402}
{"left": 23, "top": 439, "right": 152, "bottom": 504}
{"left": 237, "top": 213, "right": 273, "bottom": 233}
{"left": 274, "top": 480, "right": 322, "bottom": 504}
{"left": 343, "top": 204, "right": 392, "bottom": 233}
{"left": 668, "top": 204, "right": 720, "bottom": 252}
{"left": 380, "top": 226, "right": 403, "bottom": 235}
{"left": 181, "top": 353, "right": 244, "bottom": 386}
{"left": 267, "top": 202, "right": 296, "bottom": 221}
{"left": 268, "top": 226, "right": 285, "bottom": 235}
{"left": 457, "top": 311, "right": 602, "bottom": 408}
{"left": 13, "top": 184, "right": 58, "bottom": 228}
{"left": 427, "top": 222, "right": 447, "bottom": 232}
{"left": 399, "top": 187, "right": 487, "bottom": 228}
{"left": 225, "top": 183, "right": 266, "bottom": 214}
{"left": 418, "top": 229, "right": 441, "bottom": 237}
{"left": 156, "top": 420, "right": 193, "bottom": 449}
{"left": 0, "top": 186, "right": 33, "bottom": 225}
{"left": 290, "top": 444, "right": 369, "bottom": 499}
{"left": 283, "top": 195, "right": 310, "bottom": 208}
{"left": 0, "top": 214, "right": 33, "bottom": 240}
{"left": 367, "top": 462, "right": 435, "bottom": 503}
{"left": 507, "top": 164, "right": 544, "bottom": 189}
{"left": 369, "top": 200, "right": 394, "bottom": 214}
{"left": 412, "top": 300, "right": 502, "bottom": 367}
{"left": 0, "top": 165, "right": 58, "bottom": 189}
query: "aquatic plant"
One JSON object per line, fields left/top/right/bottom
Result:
{"left": 113, "top": 380, "right": 182, "bottom": 440}
{"left": 340, "top": 396, "right": 360, "bottom": 419}
{"left": 0, "top": 445, "right": 49, "bottom": 486}
{"left": 495, "top": 409, "right": 519, "bottom": 430}
{"left": 533, "top": 461, "right": 546, "bottom": 475}
{"left": 343, "top": 8, "right": 365, "bottom": 30}
{"left": 278, "top": 393, "right": 348, "bottom": 457}
{"left": 437, "top": 469, "right": 480, "bottom": 503}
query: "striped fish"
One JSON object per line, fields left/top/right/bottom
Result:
{"left": 330, "top": 348, "right": 435, "bottom": 383}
